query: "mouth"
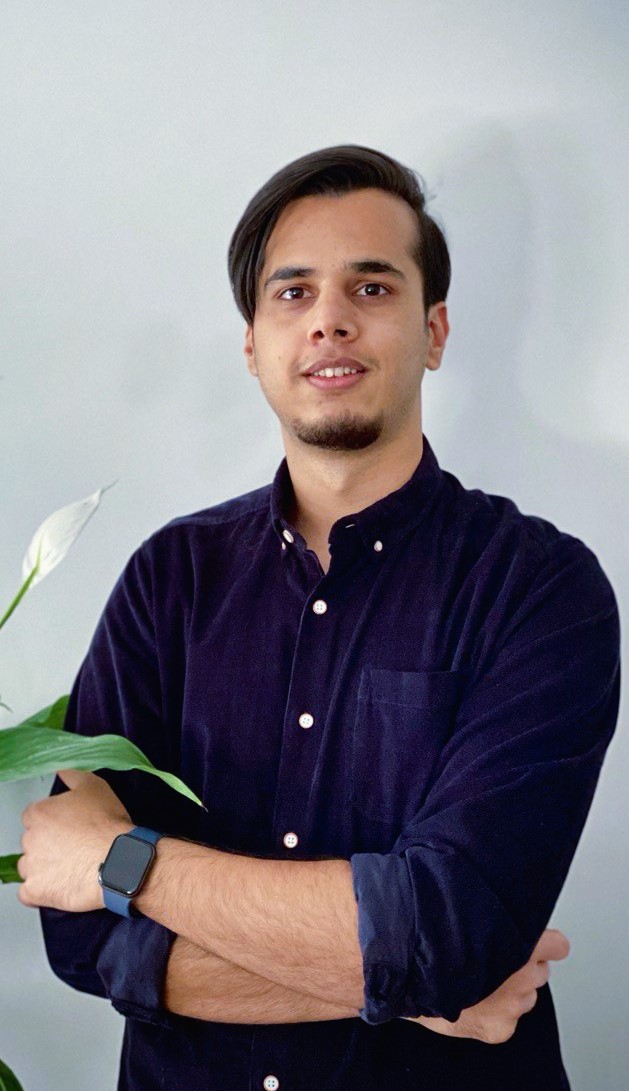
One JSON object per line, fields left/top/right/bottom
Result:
{"left": 301, "top": 358, "right": 367, "bottom": 391}
{"left": 304, "top": 370, "right": 367, "bottom": 391}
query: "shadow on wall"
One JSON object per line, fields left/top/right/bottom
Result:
{"left": 417, "top": 119, "right": 627, "bottom": 584}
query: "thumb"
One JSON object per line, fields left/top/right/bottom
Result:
{"left": 533, "top": 928, "right": 571, "bottom": 963}
{"left": 56, "top": 768, "right": 96, "bottom": 790}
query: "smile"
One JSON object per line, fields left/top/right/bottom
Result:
{"left": 311, "top": 366, "right": 359, "bottom": 377}
{"left": 304, "top": 371, "right": 367, "bottom": 391}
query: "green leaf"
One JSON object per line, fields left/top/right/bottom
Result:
{"left": 0, "top": 1057, "right": 24, "bottom": 1091}
{"left": 12, "top": 695, "right": 69, "bottom": 732}
{"left": 0, "top": 855, "right": 21, "bottom": 884}
{"left": 0, "top": 726, "right": 206, "bottom": 810}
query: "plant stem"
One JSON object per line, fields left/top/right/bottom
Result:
{"left": 0, "top": 567, "right": 39, "bottom": 631}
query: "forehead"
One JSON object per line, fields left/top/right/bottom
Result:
{"left": 261, "top": 188, "right": 419, "bottom": 272}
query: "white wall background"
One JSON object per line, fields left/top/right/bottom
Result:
{"left": 1, "top": 1, "right": 627, "bottom": 1088}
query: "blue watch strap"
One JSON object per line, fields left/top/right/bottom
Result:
{"left": 101, "top": 827, "right": 163, "bottom": 918}
{"left": 130, "top": 826, "right": 163, "bottom": 846}
{"left": 103, "top": 886, "right": 138, "bottom": 918}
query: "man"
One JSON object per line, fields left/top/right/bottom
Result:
{"left": 18, "top": 145, "right": 620, "bottom": 1090}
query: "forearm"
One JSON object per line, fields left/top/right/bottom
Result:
{"left": 135, "top": 838, "right": 365, "bottom": 1010}
{"left": 164, "top": 934, "right": 359, "bottom": 1023}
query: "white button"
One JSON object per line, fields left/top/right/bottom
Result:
{"left": 299, "top": 712, "right": 314, "bottom": 729}
{"left": 281, "top": 542, "right": 286, "bottom": 551}
{"left": 312, "top": 599, "right": 327, "bottom": 615}
{"left": 263, "top": 1077, "right": 280, "bottom": 1091}
{"left": 282, "top": 529, "right": 294, "bottom": 543}
{"left": 373, "top": 540, "right": 383, "bottom": 552}
{"left": 283, "top": 832, "right": 298, "bottom": 849}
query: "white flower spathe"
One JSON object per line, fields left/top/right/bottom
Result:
{"left": 22, "top": 484, "right": 115, "bottom": 587}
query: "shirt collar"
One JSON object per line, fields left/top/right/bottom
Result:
{"left": 270, "top": 433, "right": 444, "bottom": 557}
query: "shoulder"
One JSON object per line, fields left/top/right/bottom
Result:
{"left": 156, "top": 480, "right": 272, "bottom": 535}
{"left": 442, "top": 470, "right": 618, "bottom": 617}
{"left": 111, "top": 482, "right": 273, "bottom": 604}
{"left": 141, "top": 481, "right": 272, "bottom": 555}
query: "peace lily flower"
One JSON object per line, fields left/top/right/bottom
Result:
{"left": 0, "top": 484, "right": 116, "bottom": 631}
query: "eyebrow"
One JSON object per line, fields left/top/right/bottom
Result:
{"left": 262, "top": 259, "right": 407, "bottom": 293}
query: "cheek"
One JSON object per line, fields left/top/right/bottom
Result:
{"left": 253, "top": 362, "right": 288, "bottom": 409}
{"left": 252, "top": 341, "right": 292, "bottom": 387}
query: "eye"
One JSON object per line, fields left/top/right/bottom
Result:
{"left": 277, "top": 282, "right": 390, "bottom": 301}
{"left": 278, "top": 286, "right": 311, "bottom": 301}
{"left": 356, "top": 282, "right": 390, "bottom": 297}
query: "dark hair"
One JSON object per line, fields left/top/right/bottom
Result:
{"left": 227, "top": 143, "right": 451, "bottom": 325}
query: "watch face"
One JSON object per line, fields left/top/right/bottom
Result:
{"left": 100, "top": 834, "right": 155, "bottom": 896}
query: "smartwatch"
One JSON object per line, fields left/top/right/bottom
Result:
{"left": 98, "top": 827, "right": 163, "bottom": 918}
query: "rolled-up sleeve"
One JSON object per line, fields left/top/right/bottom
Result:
{"left": 38, "top": 544, "right": 179, "bottom": 1028}
{"left": 350, "top": 540, "right": 621, "bottom": 1024}
{"left": 40, "top": 902, "right": 178, "bottom": 1026}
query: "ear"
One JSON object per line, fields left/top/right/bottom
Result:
{"left": 244, "top": 325, "right": 258, "bottom": 377}
{"left": 425, "top": 302, "right": 449, "bottom": 372}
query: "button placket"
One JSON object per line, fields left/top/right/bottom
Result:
{"left": 273, "top": 575, "right": 336, "bottom": 856}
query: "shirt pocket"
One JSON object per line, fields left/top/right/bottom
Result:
{"left": 350, "top": 667, "right": 465, "bottom": 822}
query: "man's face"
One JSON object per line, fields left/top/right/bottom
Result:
{"left": 244, "top": 187, "right": 448, "bottom": 453}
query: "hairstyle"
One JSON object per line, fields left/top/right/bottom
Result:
{"left": 227, "top": 144, "right": 451, "bottom": 326}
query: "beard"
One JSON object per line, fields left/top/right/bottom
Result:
{"left": 288, "top": 408, "right": 385, "bottom": 451}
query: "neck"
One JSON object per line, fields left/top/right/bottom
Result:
{"left": 283, "top": 426, "right": 424, "bottom": 547}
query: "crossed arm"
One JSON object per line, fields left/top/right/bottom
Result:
{"left": 163, "top": 927, "right": 565, "bottom": 1040}
{"left": 165, "top": 936, "right": 359, "bottom": 1023}
{"left": 21, "top": 773, "right": 366, "bottom": 1021}
{"left": 135, "top": 836, "right": 558, "bottom": 1038}
{"left": 22, "top": 770, "right": 564, "bottom": 1036}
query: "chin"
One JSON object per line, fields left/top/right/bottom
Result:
{"left": 290, "top": 412, "right": 384, "bottom": 451}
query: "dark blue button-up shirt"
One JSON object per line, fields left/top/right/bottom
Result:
{"left": 39, "top": 434, "right": 620, "bottom": 1090}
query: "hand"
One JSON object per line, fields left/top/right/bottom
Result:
{"left": 403, "top": 928, "right": 571, "bottom": 1044}
{"left": 17, "top": 769, "right": 133, "bottom": 913}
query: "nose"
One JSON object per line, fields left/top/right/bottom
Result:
{"left": 306, "top": 290, "right": 359, "bottom": 345}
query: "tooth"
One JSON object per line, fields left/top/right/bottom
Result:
{"left": 310, "top": 366, "right": 361, "bottom": 377}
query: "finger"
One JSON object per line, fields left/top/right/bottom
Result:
{"left": 532, "top": 962, "right": 550, "bottom": 989}
{"left": 533, "top": 929, "right": 571, "bottom": 962}
{"left": 56, "top": 768, "right": 93, "bottom": 790}
{"left": 17, "top": 881, "right": 34, "bottom": 907}
{"left": 520, "top": 991, "right": 539, "bottom": 1015}
{"left": 514, "top": 959, "right": 548, "bottom": 995}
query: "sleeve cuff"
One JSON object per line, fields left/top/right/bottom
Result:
{"left": 96, "top": 913, "right": 178, "bottom": 1029}
{"left": 350, "top": 851, "right": 419, "bottom": 1024}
